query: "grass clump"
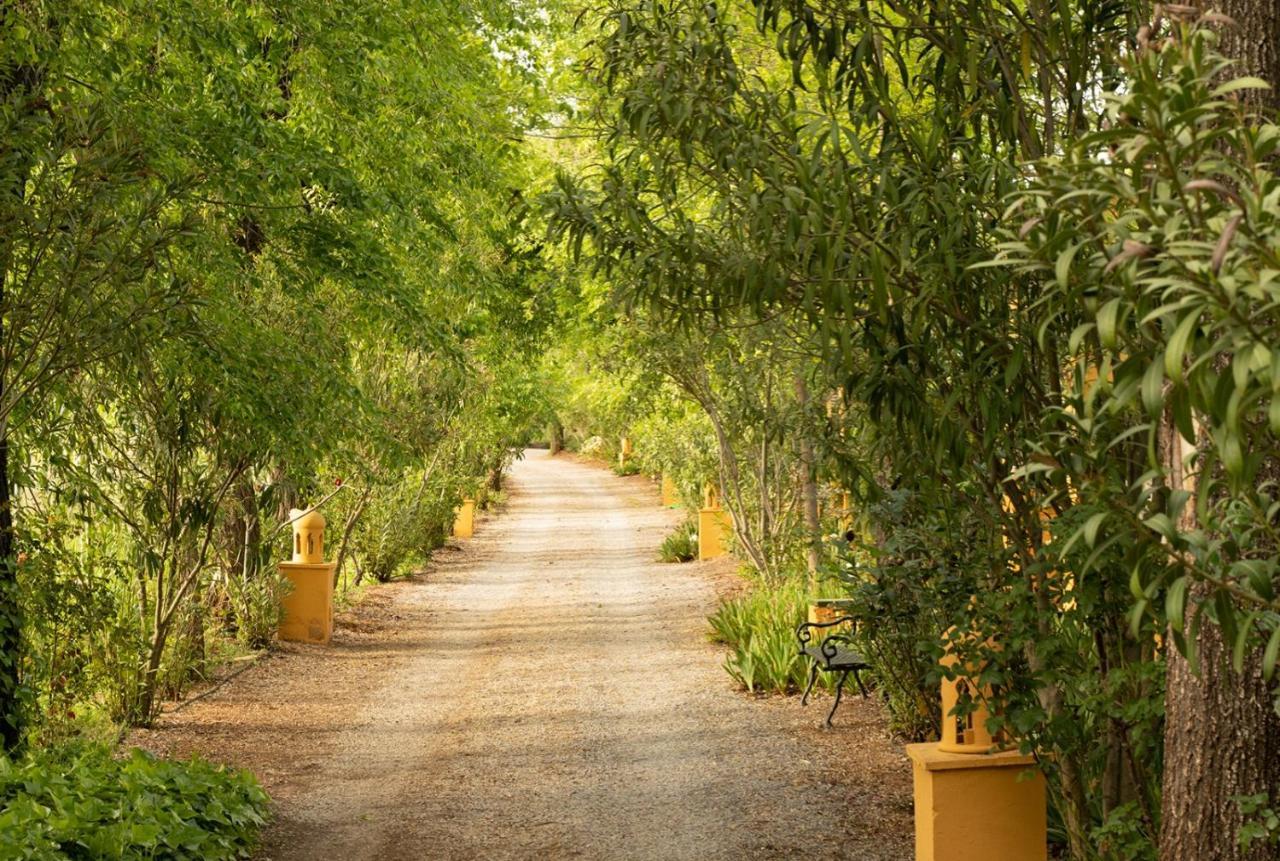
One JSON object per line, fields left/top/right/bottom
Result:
{"left": 658, "top": 520, "right": 697, "bottom": 563}
{"left": 708, "top": 580, "right": 833, "bottom": 695}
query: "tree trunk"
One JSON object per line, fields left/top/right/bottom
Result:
{"left": 1161, "top": 606, "right": 1280, "bottom": 861}
{"left": 333, "top": 484, "right": 373, "bottom": 588}
{"left": 1158, "top": 16, "right": 1280, "bottom": 852}
{"left": 1159, "top": 397, "right": 1280, "bottom": 858}
{"left": 1210, "top": 0, "right": 1280, "bottom": 113}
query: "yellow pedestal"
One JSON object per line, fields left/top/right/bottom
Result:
{"left": 453, "top": 498, "right": 475, "bottom": 538}
{"left": 697, "top": 507, "right": 730, "bottom": 560}
{"left": 906, "top": 743, "right": 1046, "bottom": 861}
{"left": 278, "top": 561, "right": 336, "bottom": 645}
{"left": 661, "top": 474, "right": 678, "bottom": 507}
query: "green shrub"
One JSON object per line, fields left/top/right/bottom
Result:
{"left": 0, "top": 744, "right": 269, "bottom": 860}
{"left": 708, "top": 579, "right": 833, "bottom": 695}
{"left": 658, "top": 520, "right": 697, "bottom": 563}
{"left": 219, "top": 571, "right": 287, "bottom": 652}
{"left": 833, "top": 491, "right": 954, "bottom": 742}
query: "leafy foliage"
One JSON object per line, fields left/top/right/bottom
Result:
{"left": 994, "top": 26, "right": 1280, "bottom": 678}
{"left": 3, "top": 0, "right": 561, "bottom": 741}
{"left": 0, "top": 744, "right": 268, "bottom": 860}
{"left": 542, "top": 1, "right": 1278, "bottom": 857}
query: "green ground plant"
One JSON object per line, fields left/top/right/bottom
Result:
{"left": 658, "top": 520, "right": 698, "bottom": 563}
{"left": 0, "top": 744, "right": 268, "bottom": 860}
{"left": 708, "top": 579, "right": 832, "bottom": 695}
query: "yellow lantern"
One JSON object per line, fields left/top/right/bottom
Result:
{"left": 278, "top": 508, "right": 336, "bottom": 645}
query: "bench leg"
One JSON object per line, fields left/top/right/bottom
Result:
{"left": 826, "top": 670, "right": 850, "bottom": 727}
{"left": 852, "top": 668, "right": 869, "bottom": 699}
{"left": 801, "top": 661, "right": 819, "bottom": 707}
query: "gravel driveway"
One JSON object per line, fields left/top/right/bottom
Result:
{"left": 134, "top": 448, "right": 912, "bottom": 860}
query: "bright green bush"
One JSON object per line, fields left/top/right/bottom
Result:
{"left": 0, "top": 744, "right": 268, "bottom": 860}
{"left": 658, "top": 520, "right": 697, "bottom": 563}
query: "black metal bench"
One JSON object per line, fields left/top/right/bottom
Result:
{"left": 796, "top": 615, "right": 870, "bottom": 726}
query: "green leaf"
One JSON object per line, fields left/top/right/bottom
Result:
{"left": 1083, "top": 512, "right": 1107, "bottom": 548}
{"left": 1234, "top": 612, "right": 1261, "bottom": 673}
{"left": 1235, "top": 560, "right": 1276, "bottom": 601}
{"left": 1263, "top": 626, "right": 1280, "bottom": 681}
{"left": 1130, "top": 564, "right": 1146, "bottom": 600}
{"left": 1096, "top": 298, "right": 1122, "bottom": 350}
{"left": 1069, "top": 322, "right": 1095, "bottom": 354}
{"left": 1129, "top": 599, "right": 1149, "bottom": 638}
{"left": 1171, "top": 385, "right": 1197, "bottom": 444}
{"left": 1145, "top": 512, "right": 1177, "bottom": 542}
{"left": 1222, "top": 430, "right": 1244, "bottom": 478}
{"left": 1167, "top": 576, "right": 1189, "bottom": 633}
{"left": 1186, "top": 608, "right": 1202, "bottom": 674}
{"left": 1056, "top": 243, "right": 1081, "bottom": 289}
{"left": 1142, "top": 360, "right": 1165, "bottom": 418}
{"left": 1165, "top": 313, "right": 1200, "bottom": 382}
{"left": 1211, "top": 77, "right": 1273, "bottom": 97}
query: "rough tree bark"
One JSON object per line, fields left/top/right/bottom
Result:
{"left": 1160, "top": 428, "right": 1280, "bottom": 861}
{"left": 1211, "top": 0, "right": 1280, "bottom": 99}
{"left": 1161, "top": 617, "right": 1280, "bottom": 861}
{"left": 1159, "top": 6, "right": 1280, "bottom": 859}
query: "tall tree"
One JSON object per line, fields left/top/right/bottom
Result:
{"left": 1160, "top": 7, "right": 1280, "bottom": 859}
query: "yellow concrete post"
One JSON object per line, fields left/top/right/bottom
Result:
{"left": 660, "top": 473, "right": 678, "bottom": 507}
{"left": 452, "top": 497, "right": 476, "bottom": 539}
{"left": 905, "top": 745, "right": 1045, "bottom": 861}
{"left": 907, "top": 634, "right": 1047, "bottom": 861}
{"left": 278, "top": 508, "right": 336, "bottom": 645}
{"left": 619, "top": 436, "right": 633, "bottom": 470}
{"left": 697, "top": 482, "right": 731, "bottom": 561}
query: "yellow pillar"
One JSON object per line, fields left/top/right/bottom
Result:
{"left": 278, "top": 508, "right": 336, "bottom": 645}
{"left": 697, "top": 482, "right": 731, "bottom": 560}
{"left": 619, "top": 436, "right": 633, "bottom": 470}
{"left": 908, "top": 633, "right": 1047, "bottom": 861}
{"left": 906, "top": 745, "right": 1046, "bottom": 861}
{"left": 452, "top": 497, "right": 476, "bottom": 539}
{"left": 660, "top": 473, "right": 678, "bottom": 507}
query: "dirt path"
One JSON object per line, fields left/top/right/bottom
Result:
{"left": 134, "top": 449, "right": 912, "bottom": 860}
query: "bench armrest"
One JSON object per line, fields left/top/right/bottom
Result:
{"left": 796, "top": 616, "right": 858, "bottom": 660}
